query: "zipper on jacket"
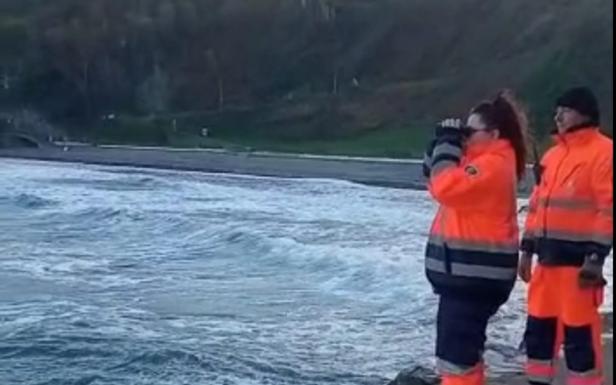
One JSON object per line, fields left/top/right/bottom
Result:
{"left": 559, "top": 164, "right": 582, "bottom": 187}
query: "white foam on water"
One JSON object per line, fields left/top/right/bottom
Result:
{"left": 0, "top": 158, "right": 612, "bottom": 384}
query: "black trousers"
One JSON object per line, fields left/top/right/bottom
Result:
{"left": 436, "top": 295, "right": 503, "bottom": 370}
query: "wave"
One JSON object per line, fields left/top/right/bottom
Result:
{"left": 40, "top": 175, "right": 171, "bottom": 192}
{"left": 0, "top": 193, "right": 57, "bottom": 209}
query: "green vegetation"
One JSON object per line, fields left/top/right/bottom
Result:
{"left": 215, "top": 125, "right": 432, "bottom": 158}
{"left": 0, "top": 0, "right": 612, "bottom": 157}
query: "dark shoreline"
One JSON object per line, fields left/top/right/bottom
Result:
{"left": 0, "top": 145, "right": 428, "bottom": 190}
{"left": 0, "top": 145, "right": 536, "bottom": 193}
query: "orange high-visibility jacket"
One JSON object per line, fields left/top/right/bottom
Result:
{"left": 424, "top": 138, "right": 519, "bottom": 300}
{"left": 521, "top": 126, "right": 613, "bottom": 265}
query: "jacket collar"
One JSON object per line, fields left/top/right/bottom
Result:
{"left": 552, "top": 125, "right": 599, "bottom": 146}
{"left": 465, "top": 138, "right": 512, "bottom": 159}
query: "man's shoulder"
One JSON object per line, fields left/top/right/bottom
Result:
{"left": 589, "top": 131, "right": 613, "bottom": 168}
{"left": 594, "top": 130, "right": 613, "bottom": 148}
{"left": 541, "top": 145, "right": 560, "bottom": 164}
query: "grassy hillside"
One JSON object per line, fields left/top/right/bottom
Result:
{"left": 0, "top": 0, "right": 612, "bottom": 156}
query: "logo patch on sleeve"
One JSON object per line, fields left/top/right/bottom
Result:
{"left": 464, "top": 165, "right": 479, "bottom": 176}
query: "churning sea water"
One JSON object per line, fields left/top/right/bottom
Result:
{"left": 0, "top": 159, "right": 611, "bottom": 385}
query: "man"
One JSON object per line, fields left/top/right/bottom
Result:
{"left": 518, "top": 87, "right": 613, "bottom": 385}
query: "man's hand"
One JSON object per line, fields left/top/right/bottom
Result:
{"left": 518, "top": 252, "right": 533, "bottom": 283}
{"left": 579, "top": 253, "right": 607, "bottom": 289}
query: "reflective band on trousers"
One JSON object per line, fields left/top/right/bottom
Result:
{"left": 568, "top": 368, "right": 603, "bottom": 385}
{"left": 437, "top": 358, "right": 480, "bottom": 376}
{"left": 428, "top": 235, "right": 519, "bottom": 254}
{"left": 526, "top": 360, "right": 556, "bottom": 384}
{"left": 426, "top": 257, "right": 516, "bottom": 280}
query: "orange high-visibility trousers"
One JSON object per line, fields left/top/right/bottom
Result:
{"left": 525, "top": 265, "right": 604, "bottom": 385}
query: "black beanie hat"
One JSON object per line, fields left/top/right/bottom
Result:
{"left": 556, "top": 87, "right": 600, "bottom": 125}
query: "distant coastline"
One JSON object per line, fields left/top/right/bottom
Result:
{"left": 0, "top": 144, "right": 536, "bottom": 194}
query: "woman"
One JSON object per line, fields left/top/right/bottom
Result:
{"left": 422, "top": 90, "right": 528, "bottom": 385}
